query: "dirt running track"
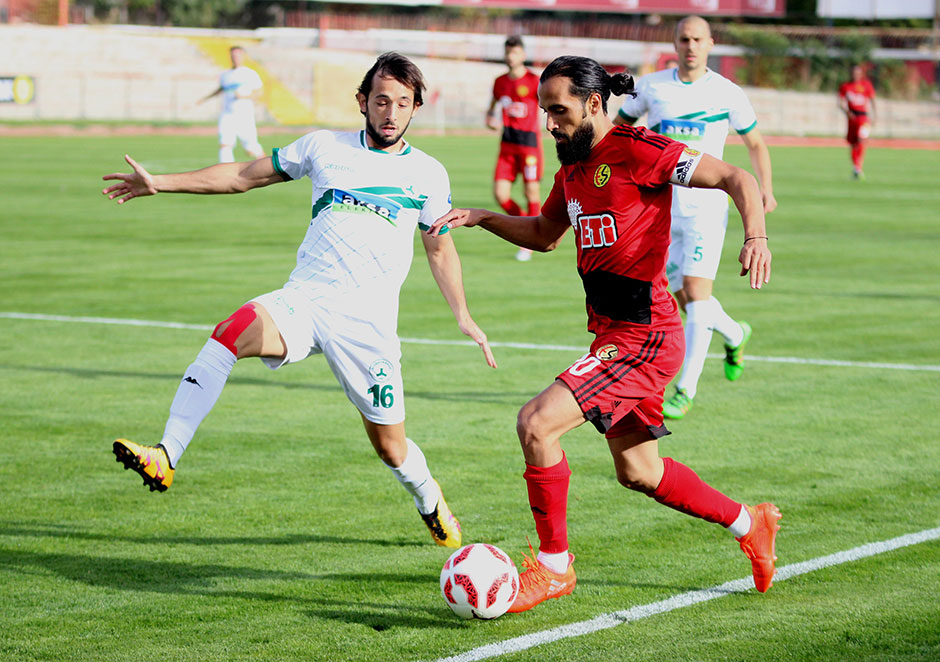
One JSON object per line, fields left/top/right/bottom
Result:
{"left": 1, "top": 123, "right": 938, "bottom": 149}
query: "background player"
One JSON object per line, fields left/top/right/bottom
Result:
{"left": 615, "top": 15, "right": 776, "bottom": 420}
{"left": 838, "top": 64, "right": 876, "bottom": 179}
{"left": 430, "top": 56, "right": 779, "bottom": 612}
{"left": 102, "top": 52, "right": 496, "bottom": 549}
{"left": 486, "top": 35, "right": 543, "bottom": 262}
{"left": 200, "top": 45, "right": 265, "bottom": 163}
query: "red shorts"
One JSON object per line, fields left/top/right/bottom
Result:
{"left": 494, "top": 144, "right": 543, "bottom": 183}
{"left": 847, "top": 116, "right": 871, "bottom": 144}
{"left": 557, "top": 329, "right": 684, "bottom": 440}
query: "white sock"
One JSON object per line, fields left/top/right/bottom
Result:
{"left": 385, "top": 438, "right": 441, "bottom": 515}
{"left": 675, "top": 299, "right": 716, "bottom": 399}
{"left": 218, "top": 146, "right": 234, "bottom": 163}
{"left": 537, "top": 550, "right": 570, "bottom": 574}
{"left": 728, "top": 505, "right": 752, "bottom": 538}
{"left": 710, "top": 297, "right": 744, "bottom": 347}
{"left": 160, "top": 338, "right": 237, "bottom": 467}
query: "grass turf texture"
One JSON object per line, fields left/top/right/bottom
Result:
{"left": 1, "top": 133, "right": 938, "bottom": 661}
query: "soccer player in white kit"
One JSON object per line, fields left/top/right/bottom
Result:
{"left": 615, "top": 15, "right": 776, "bottom": 419}
{"left": 200, "top": 46, "right": 265, "bottom": 163}
{"left": 102, "top": 53, "right": 495, "bottom": 549}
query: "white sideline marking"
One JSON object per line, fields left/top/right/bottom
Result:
{"left": 2, "top": 311, "right": 939, "bottom": 373}
{"left": 428, "top": 527, "right": 940, "bottom": 662}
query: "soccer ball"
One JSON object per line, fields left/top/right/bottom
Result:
{"left": 440, "top": 543, "right": 519, "bottom": 619}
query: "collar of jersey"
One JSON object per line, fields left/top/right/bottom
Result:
{"left": 359, "top": 130, "right": 412, "bottom": 156}
{"left": 673, "top": 67, "right": 712, "bottom": 85}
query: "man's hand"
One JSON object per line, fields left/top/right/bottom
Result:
{"left": 102, "top": 155, "right": 157, "bottom": 204}
{"left": 763, "top": 190, "right": 778, "bottom": 214}
{"left": 427, "top": 208, "right": 486, "bottom": 238}
{"left": 459, "top": 317, "right": 497, "bottom": 369}
{"left": 739, "top": 237, "right": 771, "bottom": 289}
{"left": 486, "top": 113, "right": 500, "bottom": 131}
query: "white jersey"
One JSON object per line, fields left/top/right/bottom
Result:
{"left": 271, "top": 129, "right": 452, "bottom": 329}
{"left": 620, "top": 68, "right": 757, "bottom": 215}
{"left": 220, "top": 66, "right": 262, "bottom": 115}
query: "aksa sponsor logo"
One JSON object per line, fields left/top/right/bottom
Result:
{"left": 593, "top": 164, "right": 611, "bottom": 188}
{"left": 333, "top": 189, "right": 400, "bottom": 224}
{"left": 595, "top": 343, "right": 619, "bottom": 360}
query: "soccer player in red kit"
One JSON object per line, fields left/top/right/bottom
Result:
{"left": 430, "top": 55, "right": 780, "bottom": 612}
{"left": 838, "top": 65, "right": 876, "bottom": 179}
{"left": 486, "top": 35, "right": 543, "bottom": 261}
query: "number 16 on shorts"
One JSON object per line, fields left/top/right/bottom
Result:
{"left": 367, "top": 384, "right": 395, "bottom": 408}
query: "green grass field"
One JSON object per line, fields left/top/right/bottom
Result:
{"left": 1, "top": 132, "right": 938, "bottom": 661}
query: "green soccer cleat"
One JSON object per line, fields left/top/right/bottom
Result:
{"left": 724, "top": 321, "right": 752, "bottom": 382}
{"left": 662, "top": 388, "right": 693, "bottom": 420}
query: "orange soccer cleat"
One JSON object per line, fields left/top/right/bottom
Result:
{"left": 736, "top": 502, "right": 781, "bottom": 592}
{"left": 506, "top": 544, "right": 576, "bottom": 613}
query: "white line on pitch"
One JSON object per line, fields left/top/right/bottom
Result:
{"left": 2, "top": 311, "right": 939, "bottom": 373}
{"left": 426, "top": 527, "right": 940, "bottom": 662}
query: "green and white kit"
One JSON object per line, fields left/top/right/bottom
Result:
{"left": 620, "top": 68, "right": 758, "bottom": 288}
{"left": 254, "top": 129, "right": 452, "bottom": 425}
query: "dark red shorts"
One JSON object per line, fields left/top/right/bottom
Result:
{"left": 847, "top": 116, "right": 871, "bottom": 144}
{"left": 557, "top": 329, "right": 684, "bottom": 440}
{"left": 494, "top": 144, "right": 543, "bottom": 183}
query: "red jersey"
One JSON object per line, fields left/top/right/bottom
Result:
{"left": 542, "top": 125, "right": 702, "bottom": 336}
{"left": 493, "top": 70, "right": 541, "bottom": 148}
{"left": 839, "top": 79, "right": 875, "bottom": 116}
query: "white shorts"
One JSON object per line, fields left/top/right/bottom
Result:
{"left": 218, "top": 110, "right": 261, "bottom": 152}
{"left": 252, "top": 288, "right": 405, "bottom": 425}
{"left": 666, "top": 205, "right": 729, "bottom": 292}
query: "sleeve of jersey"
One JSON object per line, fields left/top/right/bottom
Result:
{"left": 271, "top": 132, "right": 320, "bottom": 182}
{"left": 540, "top": 170, "right": 568, "bottom": 224}
{"left": 417, "top": 161, "right": 451, "bottom": 235}
{"left": 730, "top": 85, "right": 758, "bottom": 135}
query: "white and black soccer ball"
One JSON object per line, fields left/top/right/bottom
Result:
{"left": 440, "top": 543, "right": 519, "bottom": 619}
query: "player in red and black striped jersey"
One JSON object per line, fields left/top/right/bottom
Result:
{"left": 486, "top": 36, "right": 544, "bottom": 261}
{"left": 430, "top": 55, "right": 780, "bottom": 612}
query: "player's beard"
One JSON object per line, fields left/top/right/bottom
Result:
{"left": 365, "top": 116, "right": 412, "bottom": 150}
{"left": 552, "top": 117, "right": 595, "bottom": 165}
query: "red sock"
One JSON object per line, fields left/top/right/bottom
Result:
{"left": 527, "top": 201, "right": 541, "bottom": 216}
{"left": 650, "top": 457, "right": 741, "bottom": 527}
{"left": 498, "top": 199, "right": 523, "bottom": 216}
{"left": 851, "top": 144, "right": 864, "bottom": 170}
{"left": 523, "top": 454, "right": 571, "bottom": 554}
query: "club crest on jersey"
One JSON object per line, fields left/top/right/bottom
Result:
{"left": 595, "top": 343, "right": 619, "bottom": 360}
{"left": 517, "top": 84, "right": 530, "bottom": 97}
{"left": 333, "top": 189, "right": 400, "bottom": 225}
{"left": 593, "top": 164, "right": 611, "bottom": 188}
{"left": 369, "top": 359, "right": 394, "bottom": 382}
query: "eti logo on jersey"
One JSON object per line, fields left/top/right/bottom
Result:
{"left": 578, "top": 213, "right": 618, "bottom": 249}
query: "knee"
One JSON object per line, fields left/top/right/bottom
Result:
{"left": 212, "top": 303, "right": 259, "bottom": 357}
{"left": 516, "top": 402, "right": 551, "bottom": 453}
{"left": 614, "top": 461, "right": 659, "bottom": 494}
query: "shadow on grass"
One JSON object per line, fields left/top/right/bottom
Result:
{"left": 0, "top": 546, "right": 459, "bottom": 629}
{"left": 0, "top": 522, "right": 423, "bottom": 548}
{"left": 0, "top": 363, "right": 531, "bottom": 406}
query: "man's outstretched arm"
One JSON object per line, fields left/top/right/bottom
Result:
{"left": 427, "top": 208, "right": 569, "bottom": 253}
{"left": 102, "top": 154, "right": 284, "bottom": 205}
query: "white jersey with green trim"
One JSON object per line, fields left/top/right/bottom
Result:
{"left": 619, "top": 68, "right": 757, "bottom": 214}
{"left": 271, "top": 129, "right": 452, "bottom": 325}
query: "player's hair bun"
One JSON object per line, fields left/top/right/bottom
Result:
{"left": 608, "top": 72, "right": 636, "bottom": 98}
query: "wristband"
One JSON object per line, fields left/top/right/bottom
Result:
{"left": 744, "top": 236, "right": 768, "bottom": 243}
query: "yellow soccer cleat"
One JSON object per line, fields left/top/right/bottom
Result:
{"left": 113, "top": 438, "right": 174, "bottom": 492}
{"left": 420, "top": 480, "right": 461, "bottom": 548}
